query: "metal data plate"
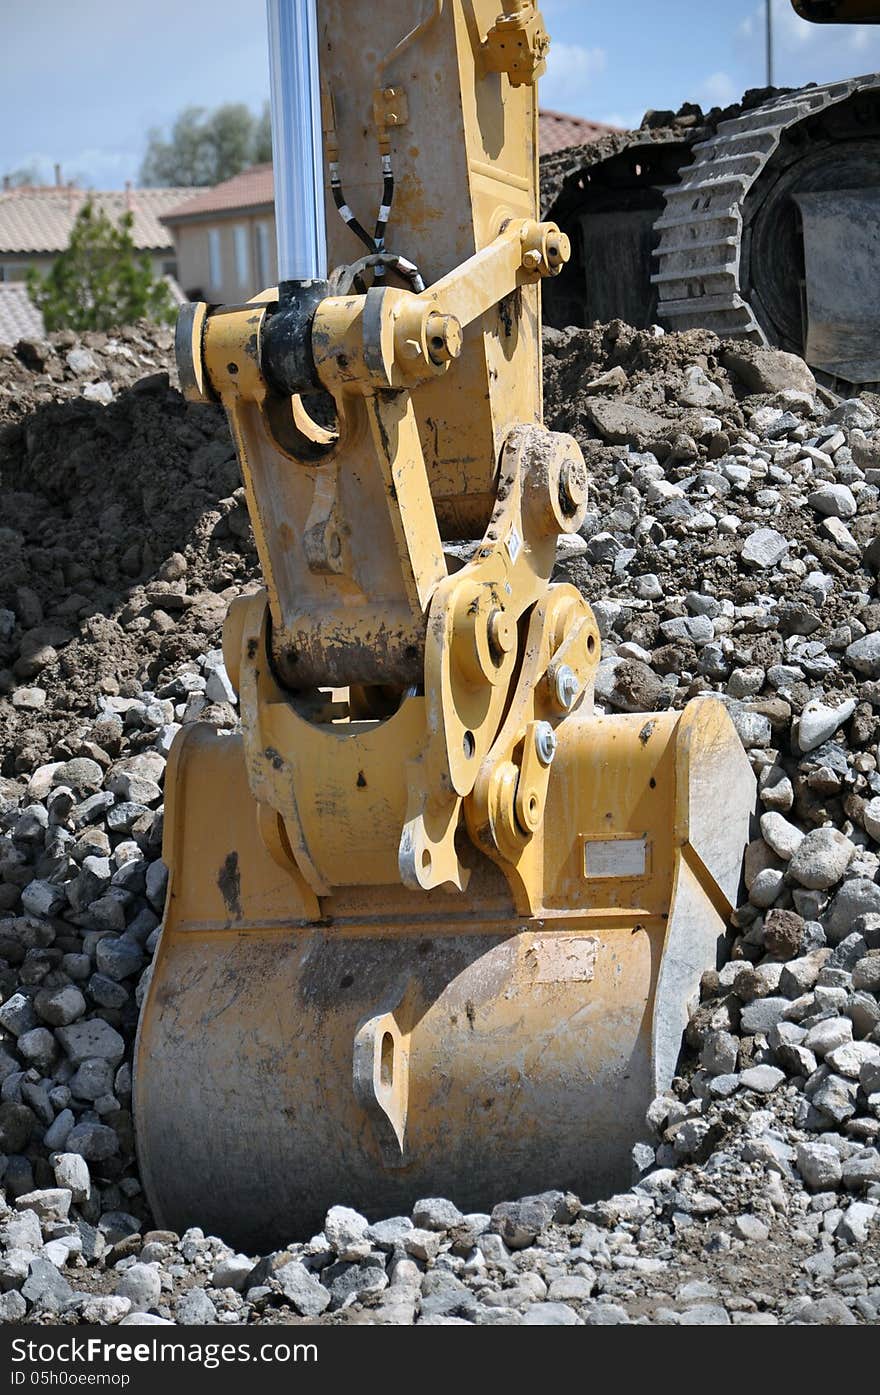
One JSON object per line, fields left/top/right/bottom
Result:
{"left": 583, "top": 835, "right": 648, "bottom": 880}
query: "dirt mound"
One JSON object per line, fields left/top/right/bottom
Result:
{"left": 0, "top": 326, "right": 258, "bottom": 775}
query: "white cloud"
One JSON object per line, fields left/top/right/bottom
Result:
{"left": 598, "top": 110, "right": 644, "bottom": 132}
{"left": 542, "top": 41, "right": 607, "bottom": 114}
{"left": 739, "top": 0, "right": 880, "bottom": 83}
{"left": 693, "top": 71, "right": 740, "bottom": 109}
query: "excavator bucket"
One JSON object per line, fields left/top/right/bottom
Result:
{"left": 135, "top": 690, "right": 752, "bottom": 1251}
{"left": 133, "top": 0, "right": 756, "bottom": 1252}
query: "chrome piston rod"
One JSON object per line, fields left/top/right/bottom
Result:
{"left": 266, "top": 0, "right": 327, "bottom": 282}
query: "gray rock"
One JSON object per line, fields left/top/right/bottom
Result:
{"left": 812, "top": 1074, "right": 858, "bottom": 1124}
{"left": 99, "top": 1212, "right": 142, "bottom": 1245}
{"left": 22, "top": 1257, "right": 73, "bottom": 1311}
{"left": 419, "top": 1269, "right": 478, "bottom": 1321}
{"left": 826, "top": 880, "right": 880, "bottom": 940}
{"left": 739, "top": 1065, "right": 785, "bottom": 1094}
{"left": 275, "top": 1261, "right": 331, "bottom": 1316}
{"left": 367, "top": 1216, "right": 414, "bottom": 1251}
{"left": 0, "top": 1291, "right": 27, "bottom": 1321}
{"left": 830, "top": 932, "right": 869, "bottom": 971}
{"left": 845, "top": 633, "right": 880, "bottom": 679}
{"left": 677, "top": 1304, "right": 731, "bottom": 1325}
{"left": 16, "top": 1027, "right": 57, "bottom": 1071}
{"left": 750, "top": 867, "right": 784, "bottom": 908}
{"left": 95, "top": 935, "right": 145, "bottom": 982}
{"left": 211, "top": 1253, "right": 255, "bottom": 1291}
{"left": 69, "top": 1057, "right": 116, "bottom": 1101}
{"left": 2, "top": 1209, "right": 43, "bottom": 1254}
{"left": 789, "top": 828, "right": 855, "bottom": 890}
{"left": 34, "top": 984, "right": 86, "bottom": 1027}
{"left": 118, "top": 1313, "right": 175, "bottom": 1326}
{"left": 323, "top": 1204, "right": 370, "bottom": 1259}
{"left": 412, "top": 1197, "right": 463, "bottom": 1231}
{"left": 701, "top": 1030, "right": 739, "bottom": 1077}
{"left": 176, "top": 1286, "right": 217, "bottom": 1323}
{"left": 521, "top": 1301, "right": 580, "bottom": 1325}
{"left": 584, "top": 1303, "right": 631, "bottom": 1325}
{"left": 741, "top": 528, "right": 789, "bottom": 568}
{"left": 20, "top": 880, "right": 67, "bottom": 917}
{"left": 490, "top": 1196, "right": 554, "bottom": 1249}
{"left": 836, "top": 1201, "right": 878, "bottom": 1243}
{"left": 56, "top": 1019, "right": 125, "bottom": 1064}
{"left": 52, "top": 1153, "right": 90, "bottom": 1203}
{"left": 808, "top": 483, "right": 856, "bottom": 519}
{"left": 0, "top": 993, "right": 37, "bottom": 1037}
{"left": 145, "top": 860, "right": 168, "bottom": 912}
{"left": 14, "top": 1188, "right": 70, "bottom": 1221}
{"left": 842, "top": 1152, "right": 880, "bottom": 1190}
{"left": 78, "top": 1296, "right": 131, "bottom": 1323}
{"left": 114, "top": 1263, "right": 162, "bottom": 1313}
{"left": 43, "top": 1109, "right": 75, "bottom": 1151}
{"left": 798, "top": 699, "right": 857, "bottom": 754}
{"left": 64, "top": 1122, "right": 119, "bottom": 1161}
{"left": 327, "top": 1257, "right": 388, "bottom": 1308}
{"left": 733, "top": 1214, "right": 770, "bottom": 1241}
{"left": 826, "top": 1040, "right": 880, "bottom": 1079}
{"left": 0, "top": 1101, "right": 35, "bottom": 1153}
{"left": 760, "top": 812, "right": 803, "bottom": 860}
{"left": 739, "top": 999, "right": 790, "bottom": 1035}
{"left": 805, "top": 1017, "right": 853, "bottom": 1056}
{"left": 796, "top": 1142, "right": 843, "bottom": 1190}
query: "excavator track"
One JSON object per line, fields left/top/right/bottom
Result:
{"left": 544, "top": 74, "right": 880, "bottom": 387}
{"left": 653, "top": 72, "right": 880, "bottom": 363}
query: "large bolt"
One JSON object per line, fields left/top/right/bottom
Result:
{"left": 559, "top": 457, "right": 587, "bottom": 516}
{"left": 426, "top": 312, "right": 463, "bottom": 365}
{"left": 522, "top": 248, "right": 543, "bottom": 272}
{"left": 488, "top": 608, "right": 515, "bottom": 662}
{"left": 545, "top": 231, "right": 570, "bottom": 271}
{"left": 554, "top": 664, "right": 579, "bottom": 712}
{"left": 534, "top": 721, "right": 557, "bottom": 767}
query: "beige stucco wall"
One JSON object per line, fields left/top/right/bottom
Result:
{"left": 0, "top": 250, "right": 174, "bottom": 284}
{"left": 170, "top": 211, "right": 277, "bottom": 304}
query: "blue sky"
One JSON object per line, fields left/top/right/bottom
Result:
{"left": 3, "top": 0, "right": 880, "bottom": 188}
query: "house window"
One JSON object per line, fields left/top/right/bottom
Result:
{"left": 0, "top": 263, "right": 31, "bottom": 282}
{"left": 208, "top": 228, "right": 222, "bottom": 292}
{"left": 161, "top": 259, "right": 177, "bottom": 277}
{"left": 234, "top": 225, "right": 250, "bottom": 290}
{"left": 255, "top": 220, "right": 273, "bottom": 289}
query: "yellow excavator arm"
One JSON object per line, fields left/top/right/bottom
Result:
{"left": 134, "top": 0, "right": 755, "bottom": 1249}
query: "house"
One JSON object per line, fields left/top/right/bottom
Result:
{"left": 162, "top": 164, "right": 275, "bottom": 306}
{"left": 0, "top": 282, "right": 44, "bottom": 345}
{"left": 163, "top": 112, "right": 615, "bottom": 305}
{"left": 0, "top": 183, "right": 191, "bottom": 288}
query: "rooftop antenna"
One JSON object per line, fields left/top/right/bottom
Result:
{"left": 766, "top": 0, "right": 775, "bottom": 87}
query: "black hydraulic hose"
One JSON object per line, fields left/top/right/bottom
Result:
{"left": 329, "top": 160, "right": 376, "bottom": 255}
{"left": 373, "top": 154, "right": 395, "bottom": 282}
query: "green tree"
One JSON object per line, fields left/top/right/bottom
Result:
{"left": 140, "top": 103, "right": 271, "bottom": 187}
{"left": 27, "top": 202, "right": 176, "bottom": 332}
{"left": 254, "top": 102, "right": 273, "bottom": 163}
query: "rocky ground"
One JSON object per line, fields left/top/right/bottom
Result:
{"left": 0, "top": 316, "right": 878, "bottom": 1326}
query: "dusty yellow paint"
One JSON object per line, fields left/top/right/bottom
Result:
{"left": 135, "top": 0, "right": 756, "bottom": 1246}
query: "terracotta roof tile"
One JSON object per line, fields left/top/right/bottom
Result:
{"left": 163, "top": 165, "right": 274, "bottom": 223}
{"left": 0, "top": 188, "right": 188, "bottom": 256}
{"left": 538, "top": 109, "right": 618, "bottom": 154}
{"left": 0, "top": 283, "right": 44, "bottom": 344}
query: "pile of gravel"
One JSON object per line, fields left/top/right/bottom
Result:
{"left": 0, "top": 318, "right": 878, "bottom": 1325}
